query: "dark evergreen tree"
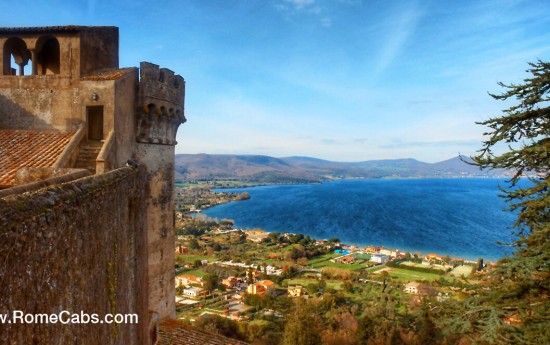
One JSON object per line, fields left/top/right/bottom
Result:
{"left": 439, "top": 60, "right": 550, "bottom": 344}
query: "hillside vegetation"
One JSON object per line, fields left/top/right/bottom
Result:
{"left": 175, "top": 154, "right": 511, "bottom": 184}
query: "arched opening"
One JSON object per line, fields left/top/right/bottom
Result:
{"left": 146, "top": 103, "right": 159, "bottom": 115}
{"left": 36, "top": 36, "right": 60, "bottom": 75}
{"left": 3, "top": 37, "right": 31, "bottom": 76}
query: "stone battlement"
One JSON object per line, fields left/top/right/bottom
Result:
{"left": 136, "top": 62, "right": 186, "bottom": 145}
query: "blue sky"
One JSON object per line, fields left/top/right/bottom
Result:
{"left": 2, "top": 0, "right": 550, "bottom": 162}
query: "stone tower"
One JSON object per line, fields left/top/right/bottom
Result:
{"left": 0, "top": 26, "right": 186, "bottom": 344}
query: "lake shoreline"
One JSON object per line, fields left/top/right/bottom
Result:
{"left": 200, "top": 178, "right": 517, "bottom": 263}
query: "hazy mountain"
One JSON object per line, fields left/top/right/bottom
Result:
{"left": 174, "top": 154, "right": 322, "bottom": 184}
{"left": 174, "top": 154, "right": 513, "bottom": 184}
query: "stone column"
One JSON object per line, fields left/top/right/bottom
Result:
{"left": 30, "top": 49, "right": 37, "bottom": 75}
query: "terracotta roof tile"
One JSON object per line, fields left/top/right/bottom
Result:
{"left": 81, "top": 68, "right": 136, "bottom": 81}
{"left": 0, "top": 130, "right": 74, "bottom": 188}
{"left": 159, "top": 319, "right": 249, "bottom": 345}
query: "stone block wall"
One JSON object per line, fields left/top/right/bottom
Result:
{"left": 0, "top": 164, "right": 149, "bottom": 345}
{"left": 134, "top": 61, "right": 185, "bottom": 321}
{"left": 133, "top": 144, "right": 176, "bottom": 321}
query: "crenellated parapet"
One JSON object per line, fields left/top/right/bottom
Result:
{"left": 136, "top": 62, "right": 186, "bottom": 145}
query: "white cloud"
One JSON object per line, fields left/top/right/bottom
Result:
{"left": 321, "top": 17, "right": 332, "bottom": 27}
{"left": 286, "top": 0, "right": 315, "bottom": 9}
{"left": 371, "top": 2, "right": 424, "bottom": 81}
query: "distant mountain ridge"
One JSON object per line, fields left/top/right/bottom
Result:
{"left": 174, "top": 154, "right": 512, "bottom": 184}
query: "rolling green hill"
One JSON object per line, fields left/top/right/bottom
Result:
{"left": 174, "top": 154, "right": 512, "bottom": 184}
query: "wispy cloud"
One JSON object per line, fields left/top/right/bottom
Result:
{"left": 371, "top": 2, "right": 423, "bottom": 81}
{"left": 286, "top": 0, "right": 315, "bottom": 9}
{"left": 321, "top": 17, "right": 332, "bottom": 27}
{"left": 379, "top": 139, "right": 480, "bottom": 150}
{"left": 274, "top": 0, "right": 343, "bottom": 27}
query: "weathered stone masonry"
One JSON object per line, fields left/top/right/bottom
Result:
{"left": 0, "top": 25, "right": 187, "bottom": 345}
{"left": 0, "top": 165, "right": 148, "bottom": 345}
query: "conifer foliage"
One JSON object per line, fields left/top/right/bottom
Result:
{"left": 473, "top": 60, "right": 549, "bottom": 236}
{"left": 453, "top": 60, "right": 550, "bottom": 343}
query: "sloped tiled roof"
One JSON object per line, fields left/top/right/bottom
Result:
{"left": 159, "top": 319, "right": 249, "bottom": 345}
{"left": 0, "top": 130, "right": 74, "bottom": 188}
{"left": 81, "top": 68, "right": 136, "bottom": 81}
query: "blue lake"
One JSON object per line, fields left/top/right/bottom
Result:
{"left": 203, "top": 179, "right": 521, "bottom": 262}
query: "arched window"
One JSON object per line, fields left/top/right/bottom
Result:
{"left": 35, "top": 36, "right": 60, "bottom": 75}
{"left": 3, "top": 37, "right": 30, "bottom": 76}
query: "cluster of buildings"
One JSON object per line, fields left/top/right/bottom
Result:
{"left": 216, "top": 260, "right": 284, "bottom": 276}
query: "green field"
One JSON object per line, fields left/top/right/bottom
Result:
{"left": 307, "top": 253, "right": 341, "bottom": 266}
{"left": 181, "top": 268, "right": 207, "bottom": 277}
{"left": 449, "top": 265, "right": 474, "bottom": 277}
{"left": 316, "top": 260, "right": 367, "bottom": 270}
{"left": 353, "top": 253, "right": 371, "bottom": 260}
{"left": 307, "top": 252, "right": 367, "bottom": 270}
{"left": 176, "top": 254, "right": 218, "bottom": 263}
{"left": 283, "top": 278, "right": 344, "bottom": 290}
{"left": 372, "top": 267, "right": 442, "bottom": 282}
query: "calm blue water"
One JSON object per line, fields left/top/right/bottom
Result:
{"left": 203, "top": 179, "right": 521, "bottom": 261}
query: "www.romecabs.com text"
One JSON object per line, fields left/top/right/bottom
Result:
{"left": 0, "top": 311, "right": 138, "bottom": 324}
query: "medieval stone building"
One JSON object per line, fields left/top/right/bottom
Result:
{"left": 0, "top": 26, "right": 241, "bottom": 345}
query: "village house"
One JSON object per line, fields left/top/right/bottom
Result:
{"left": 183, "top": 287, "right": 206, "bottom": 298}
{"left": 370, "top": 253, "right": 390, "bottom": 264}
{"left": 287, "top": 285, "right": 305, "bottom": 297}
{"left": 331, "top": 254, "right": 356, "bottom": 264}
{"left": 176, "top": 274, "right": 204, "bottom": 288}
{"left": 247, "top": 280, "right": 275, "bottom": 295}
{"left": 175, "top": 245, "right": 188, "bottom": 255}
{"left": 425, "top": 254, "right": 445, "bottom": 264}
{"left": 404, "top": 282, "right": 421, "bottom": 294}
{"left": 340, "top": 255, "right": 357, "bottom": 264}
{"left": 404, "top": 282, "right": 438, "bottom": 296}
{"left": 221, "top": 277, "right": 242, "bottom": 289}
{"left": 380, "top": 248, "right": 400, "bottom": 258}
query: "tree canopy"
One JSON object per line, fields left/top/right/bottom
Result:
{"left": 473, "top": 60, "right": 549, "bottom": 236}
{"left": 446, "top": 60, "right": 550, "bottom": 344}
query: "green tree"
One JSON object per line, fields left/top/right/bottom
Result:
{"left": 416, "top": 306, "right": 438, "bottom": 345}
{"left": 476, "top": 257, "right": 484, "bottom": 271}
{"left": 356, "top": 314, "right": 374, "bottom": 344}
{"left": 472, "top": 60, "right": 549, "bottom": 241}
{"left": 282, "top": 299, "right": 322, "bottom": 345}
{"left": 203, "top": 274, "right": 218, "bottom": 293}
{"left": 188, "top": 238, "right": 200, "bottom": 249}
{"left": 439, "top": 60, "right": 550, "bottom": 344}
{"left": 472, "top": 61, "right": 550, "bottom": 296}
{"left": 381, "top": 270, "right": 389, "bottom": 293}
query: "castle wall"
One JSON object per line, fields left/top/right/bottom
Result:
{"left": 0, "top": 82, "right": 80, "bottom": 130}
{"left": 79, "top": 27, "right": 118, "bottom": 76}
{"left": 114, "top": 69, "right": 138, "bottom": 167}
{"left": 0, "top": 165, "right": 149, "bottom": 345}
{"left": 133, "top": 144, "right": 177, "bottom": 320}
{"left": 79, "top": 79, "right": 117, "bottom": 139}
